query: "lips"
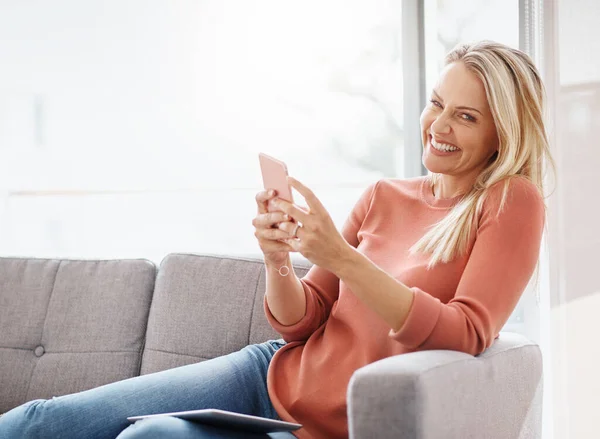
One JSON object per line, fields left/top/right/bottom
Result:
{"left": 428, "top": 135, "right": 460, "bottom": 155}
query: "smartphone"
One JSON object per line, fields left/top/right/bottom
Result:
{"left": 259, "top": 153, "right": 294, "bottom": 209}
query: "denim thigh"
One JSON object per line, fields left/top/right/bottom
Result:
{"left": 0, "top": 339, "right": 286, "bottom": 439}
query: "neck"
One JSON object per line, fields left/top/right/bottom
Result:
{"left": 432, "top": 175, "right": 474, "bottom": 199}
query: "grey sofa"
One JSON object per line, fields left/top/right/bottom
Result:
{"left": 0, "top": 253, "right": 543, "bottom": 438}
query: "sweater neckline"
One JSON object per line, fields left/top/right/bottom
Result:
{"left": 420, "top": 177, "right": 465, "bottom": 209}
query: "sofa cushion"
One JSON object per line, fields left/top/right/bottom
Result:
{"left": 140, "top": 253, "right": 310, "bottom": 374}
{"left": 0, "top": 257, "right": 156, "bottom": 413}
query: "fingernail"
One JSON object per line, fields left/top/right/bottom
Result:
{"left": 268, "top": 190, "right": 275, "bottom": 196}
{"left": 283, "top": 214, "right": 289, "bottom": 221}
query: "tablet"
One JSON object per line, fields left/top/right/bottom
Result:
{"left": 127, "top": 408, "right": 302, "bottom": 434}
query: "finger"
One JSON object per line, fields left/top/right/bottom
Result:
{"left": 252, "top": 212, "right": 291, "bottom": 229}
{"left": 256, "top": 189, "right": 276, "bottom": 203}
{"left": 270, "top": 199, "right": 310, "bottom": 224}
{"left": 256, "top": 189, "right": 277, "bottom": 214}
{"left": 287, "top": 176, "right": 326, "bottom": 215}
{"left": 282, "top": 238, "right": 300, "bottom": 252}
{"left": 277, "top": 221, "right": 302, "bottom": 238}
{"left": 255, "top": 227, "right": 292, "bottom": 241}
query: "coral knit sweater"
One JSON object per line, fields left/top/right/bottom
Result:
{"left": 263, "top": 176, "right": 545, "bottom": 439}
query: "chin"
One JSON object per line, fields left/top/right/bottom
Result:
{"left": 422, "top": 152, "right": 448, "bottom": 174}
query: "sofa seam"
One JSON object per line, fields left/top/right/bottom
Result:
{"left": 143, "top": 347, "right": 212, "bottom": 361}
{"left": 0, "top": 348, "right": 143, "bottom": 354}
{"left": 0, "top": 345, "right": 210, "bottom": 356}
{"left": 411, "top": 342, "right": 538, "bottom": 377}
{"left": 359, "top": 341, "right": 537, "bottom": 381}
{"left": 0, "top": 256, "right": 155, "bottom": 264}
{"left": 0, "top": 346, "right": 36, "bottom": 352}
{"left": 24, "top": 260, "right": 61, "bottom": 400}
{"left": 167, "top": 252, "right": 312, "bottom": 269}
{"left": 246, "top": 264, "right": 263, "bottom": 346}
{"left": 137, "top": 264, "right": 158, "bottom": 376}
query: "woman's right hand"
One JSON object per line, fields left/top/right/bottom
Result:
{"left": 252, "top": 190, "right": 294, "bottom": 267}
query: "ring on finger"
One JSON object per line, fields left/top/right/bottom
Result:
{"left": 292, "top": 223, "right": 301, "bottom": 238}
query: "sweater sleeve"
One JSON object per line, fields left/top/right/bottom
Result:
{"left": 264, "top": 181, "right": 379, "bottom": 342}
{"left": 389, "top": 178, "right": 545, "bottom": 356}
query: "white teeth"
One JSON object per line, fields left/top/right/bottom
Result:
{"left": 431, "top": 138, "right": 459, "bottom": 152}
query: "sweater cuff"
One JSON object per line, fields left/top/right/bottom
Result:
{"left": 263, "top": 281, "right": 318, "bottom": 338}
{"left": 389, "top": 287, "right": 442, "bottom": 348}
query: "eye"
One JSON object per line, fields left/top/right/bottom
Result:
{"left": 461, "top": 113, "right": 476, "bottom": 122}
{"left": 430, "top": 99, "right": 442, "bottom": 108}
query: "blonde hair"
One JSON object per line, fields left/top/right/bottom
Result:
{"left": 411, "top": 41, "right": 555, "bottom": 268}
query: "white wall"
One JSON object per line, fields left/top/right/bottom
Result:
{"left": 0, "top": 0, "right": 402, "bottom": 191}
{"left": 0, "top": 0, "right": 402, "bottom": 261}
{"left": 558, "top": 0, "right": 600, "bottom": 86}
{"left": 550, "top": 0, "right": 600, "bottom": 437}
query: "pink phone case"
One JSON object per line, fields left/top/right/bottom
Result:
{"left": 259, "top": 153, "right": 294, "bottom": 204}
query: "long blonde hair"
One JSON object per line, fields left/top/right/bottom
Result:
{"left": 411, "top": 41, "right": 555, "bottom": 268}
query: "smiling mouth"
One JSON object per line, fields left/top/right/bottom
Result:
{"left": 429, "top": 135, "right": 460, "bottom": 153}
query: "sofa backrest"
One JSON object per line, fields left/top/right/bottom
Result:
{"left": 139, "top": 254, "right": 310, "bottom": 375}
{"left": 0, "top": 254, "right": 544, "bottom": 435}
{"left": 0, "top": 253, "right": 310, "bottom": 413}
{"left": 0, "top": 257, "right": 156, "bottom": 414}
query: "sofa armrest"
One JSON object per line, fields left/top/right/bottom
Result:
{"left": 347, "top": 332, "right": 543, "bottom": 439}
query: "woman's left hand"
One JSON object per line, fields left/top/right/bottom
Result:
{"left": 271, "top": 176, "right": 352, "bottom": 274}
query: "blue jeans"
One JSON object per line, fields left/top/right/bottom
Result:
{"left": 0, "top": 340, "right": 296, "bottom": 439}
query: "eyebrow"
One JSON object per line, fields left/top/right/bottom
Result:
{"left": 432, "top": 90, "right": 484, "bottom": 116}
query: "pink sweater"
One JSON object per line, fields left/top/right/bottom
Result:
{"left": 264, "top": 176, "right": 545, "bottom": 439}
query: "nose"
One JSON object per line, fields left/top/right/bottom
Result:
{"left": 430, "top": 112, "right": 451, "bottom": 135}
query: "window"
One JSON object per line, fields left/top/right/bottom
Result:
{"left": 424, "top": 0, "right": 520, "bottom": 94}
{"left": 0, "top": 0, "right": 408, "bottom": 263}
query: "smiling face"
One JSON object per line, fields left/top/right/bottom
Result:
{"left": 420, "top": 61, "right": 499, "bottom": 184}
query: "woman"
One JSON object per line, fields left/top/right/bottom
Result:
{"left": 0, "top": 41, "right": 553, "bottom": 439}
